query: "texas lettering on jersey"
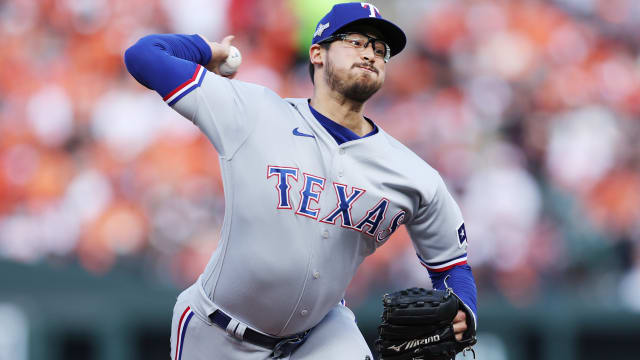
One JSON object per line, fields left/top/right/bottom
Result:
{"left": 267, "top": 165, "right": 406, "bottom": 242}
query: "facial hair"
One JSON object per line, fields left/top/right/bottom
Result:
{"left": 324, "top": 56, "right": 382, "bottom": 103}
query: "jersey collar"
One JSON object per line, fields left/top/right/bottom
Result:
{"left": 307, "top": 101, "right": 378, "bottom": 145}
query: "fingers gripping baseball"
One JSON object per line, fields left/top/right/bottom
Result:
{"left": 199, "top": 35, "right": 240, "bottom": 78}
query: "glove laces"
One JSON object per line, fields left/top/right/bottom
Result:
{"left": 462, "top": 347, "right": 476, "bottom": 359}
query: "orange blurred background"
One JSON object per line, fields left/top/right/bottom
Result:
{"left": 2, "top": 2, "right": 640, "bottom": 356}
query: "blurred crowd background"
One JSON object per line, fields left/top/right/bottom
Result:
{"left": 2, "top": 0, "right": 640, "bottom": 357}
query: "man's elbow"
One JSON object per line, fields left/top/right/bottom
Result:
{"left": 123, "top": 35, "right": 161, "bottom": 88}
{"left": 123, "top": 41, "right": 145, "bottom": 79}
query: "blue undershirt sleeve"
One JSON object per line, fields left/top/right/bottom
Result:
{"left": 428, "top": 264, "right": 478, "bottom": 321}
{"left": 124, "top": 34, "right": 212, "bottom": 103}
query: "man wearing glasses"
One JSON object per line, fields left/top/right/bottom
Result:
{"left": 125, "top": 2, "right": 477, "bottom": 359}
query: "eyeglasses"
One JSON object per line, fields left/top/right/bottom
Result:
{"left": 321, "top": 32, "right": 391, "bottom": 63}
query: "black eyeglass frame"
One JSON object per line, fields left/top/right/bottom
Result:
{"left": 319, "top": 32, "right": 391, "bottom": 63}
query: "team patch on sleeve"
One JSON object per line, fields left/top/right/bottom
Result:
{"left": 164, "top": 65, "right": 206, "bottom": 106}
{"left": 457, "top": 223, "right": 467, "bottom": 247}
{"left": 417, "top": 253, "right": 467, "bottom": 273}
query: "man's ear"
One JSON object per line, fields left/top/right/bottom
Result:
{"left": 309, "top": 44, "right": 324, "bottom": 66}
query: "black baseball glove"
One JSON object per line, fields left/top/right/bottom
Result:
{"left": 375, "top": 287, "right": 476, "bottom": 360}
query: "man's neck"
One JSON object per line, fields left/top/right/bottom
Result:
{"left": 309, "top": 89, "right": 373, "bottom": 137}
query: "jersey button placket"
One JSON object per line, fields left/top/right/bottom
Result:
{"left": 337, "top": 148, "right": 345, "bottom": 178}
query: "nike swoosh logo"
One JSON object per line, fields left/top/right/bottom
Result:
{"left": 292, "top": 127, "right": 315, "bottom": 138}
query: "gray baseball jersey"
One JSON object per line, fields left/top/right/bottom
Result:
{"left": 171, "top": 68, "right": 468, "bottom": 337}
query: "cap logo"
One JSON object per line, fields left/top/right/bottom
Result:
{"left": 314, "top": 22, "right": 330, "bottom": 38}
{"left": 361, "top": 2, "right": 380, "bottom": 18}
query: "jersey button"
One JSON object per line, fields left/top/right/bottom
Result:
{"left": 300, "top": 309, "right": 308, "bottom": 316}
{"left": 322, "top": 230, "right": 329, "bottom": 239}
{"left": 313, "top": 271, "right": 320, "bottom": 279}
{"left": 338, "top": 170, "right": 344, "bottom": 177}
{"left": 339, "top": 149, "right": 345, "bottom": 155}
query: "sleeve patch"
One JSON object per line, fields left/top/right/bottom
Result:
{"left": 457, "top": 223, "right": 467, "bottom": 247}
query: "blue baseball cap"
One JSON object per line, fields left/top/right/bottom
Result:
{"left": 311, "top": 2, "right": 407, "bottom": 57}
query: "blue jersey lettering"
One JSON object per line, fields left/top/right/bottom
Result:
{"left": 296, "top": 174, "right": 326, "bottom": 219}
{"left": 355, "top": 198, "right": 389, "bottom": 236}
{"left": 376, "top": 210, "right": 406, "bottom": 243}
{"left": 320, "top": 183, "right": 366, "bottom": 228}
{"left": 267, "top": 166, "right": 299, "bottom": 209}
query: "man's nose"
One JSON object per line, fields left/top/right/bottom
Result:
{"left": 361, "top": 42, "right": 376, "bottom": 62}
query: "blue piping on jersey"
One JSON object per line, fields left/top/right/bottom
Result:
{"left": 308, "top": 102, "right": 378, "bottom": 145}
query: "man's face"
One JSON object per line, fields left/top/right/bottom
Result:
{"left": 322, "top": 32, "right": 387, "bottom": 102}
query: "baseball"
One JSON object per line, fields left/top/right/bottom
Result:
{"left": 219, "top": 45, "right": 242, "bottom": 76}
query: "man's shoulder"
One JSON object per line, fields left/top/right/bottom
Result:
{"left": 377, "top": 128, "right": 438, "bottom": 175}
{"left": 283, "top": 97, "right": 309, "bottom": 108}
{"left": 200, "top": 73, "right": 283, "bottom": 101}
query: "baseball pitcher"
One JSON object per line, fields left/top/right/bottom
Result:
{"left": 124, "top": 2, "right": 477, "bottom": 359}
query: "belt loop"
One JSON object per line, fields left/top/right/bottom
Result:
{"left": 234, "top": 323, "right": 247, "bottom": 339}
{"left": 226, "top": 319, "right": 240, "bottom": 337}
{"left": 197, "top": 279, "right": 219, "bottom": 316}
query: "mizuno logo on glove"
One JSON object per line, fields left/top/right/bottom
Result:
{"left": 388, "top": 335, "right": 441, "bottom": 352}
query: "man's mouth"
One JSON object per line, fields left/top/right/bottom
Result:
{"left": 354, "top": 64, "right": 378, "bottom": 74}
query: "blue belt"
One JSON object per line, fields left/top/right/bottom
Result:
{"left": 208, "top": 309, "right": 309, "bottom": 358}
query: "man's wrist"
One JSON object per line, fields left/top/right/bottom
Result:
{"left": 192, "top": 34, "right": 213, "bottom": 66}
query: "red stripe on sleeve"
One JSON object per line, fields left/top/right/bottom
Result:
{"left": 421, "top": 260, "right": 468, "bottom": 273}
{"left": 163, "top": 65, "right": 201, "bottom": 101}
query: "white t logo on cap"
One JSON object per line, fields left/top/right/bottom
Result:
{"left": 361, "top": 3, "right": 380, "bottom": 17}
